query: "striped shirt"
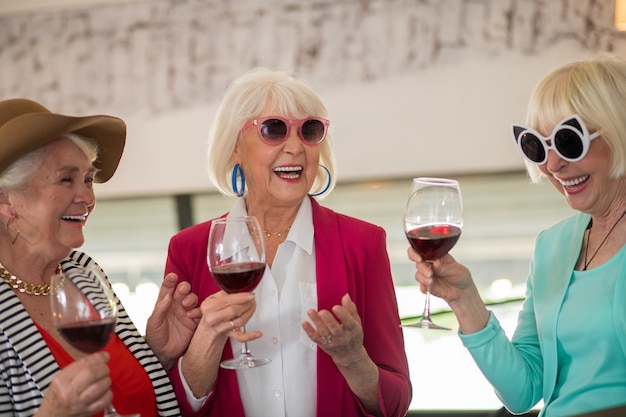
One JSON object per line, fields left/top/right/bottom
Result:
{"left": 0, "top": 250, "right": 180, "bottom": 416}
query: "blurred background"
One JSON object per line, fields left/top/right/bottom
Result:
{"left": 1, "top": 0, "right": 624, "bottom": 412}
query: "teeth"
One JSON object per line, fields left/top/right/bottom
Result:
{"left": 273, "top": 166, "right": 302, "bottom": 179}
{"left": 62, "top": 214, "right": 88, "bottom": 221}
{"left": 277, "top": 172, "right": 300, "bottom": 179}
{"left": 559, "top": 175, "right": 588, "bottom": 187}
{"left": 273, "top": 167, "right": 302, "bottom": 172}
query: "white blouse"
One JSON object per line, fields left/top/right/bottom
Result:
{"left": 183, "top": 197, "right": 318, "bottom": 417}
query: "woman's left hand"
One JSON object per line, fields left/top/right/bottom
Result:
{"left": 303, "top": 294, "right": 381, "bottom": 415}
{"left": 145, "top": 273, "right": 201, "bottom": 371}
{"left": 302, "top": 293, "right": 364, "bottom": 366}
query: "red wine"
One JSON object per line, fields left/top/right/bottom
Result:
{"left": 211, "top": 261, "right": 266, "bottom": 293}
{"left": 57, "top": 318, "right": 115, "bottom": 353}
{"left": 406, "top": 224, "right": 462, "bottom": 261}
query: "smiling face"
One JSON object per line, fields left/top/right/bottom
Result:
{"left": 4, "top": 137, "right": 96, "bottom": 261}
{"left": 233, "top": 107, "right": 321, "bottom": 211}
{"left": 538, "top": 127, "right": 625, "bottom": 215}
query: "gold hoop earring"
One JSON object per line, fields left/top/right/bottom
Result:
{"left": 6, "top": 217, "right": 19, "bottom": 245}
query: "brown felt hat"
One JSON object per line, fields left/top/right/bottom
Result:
{"left": 0, "top": 98, "right": 126, "bottom": 183}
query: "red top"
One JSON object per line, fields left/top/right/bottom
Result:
{"left": 36, "top": 323, "right": 157, "bottom": 417}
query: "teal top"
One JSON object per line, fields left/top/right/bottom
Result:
{"left": 460, "top": 213, "right": 626, "bottom": 416}
{"left": 548, "top": 246, "right": 626, "bottom": 414}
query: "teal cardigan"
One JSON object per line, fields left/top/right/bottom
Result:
{"left": 460, "top": 213, "right": 626, "bottom": 414}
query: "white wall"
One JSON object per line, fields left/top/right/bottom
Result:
{"left": 97, "top": 46, "right": 619, "bottom": 197}
{"left": 1, "top": 0, "right": 625, "bottom": 197}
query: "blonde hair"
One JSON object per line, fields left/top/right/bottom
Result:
{"left": 207, "top": 68, "right": 336, "bottom": 197}
{"left": 523, "top": 53, "right": 626, "bottom": 182}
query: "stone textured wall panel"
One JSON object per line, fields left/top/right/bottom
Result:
{"left": 0, "top": 0, "right": 624, "bottom": 117}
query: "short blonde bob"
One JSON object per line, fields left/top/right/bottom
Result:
{"left": 523, "top": 53, "right": 626, "bottom": 182}
{"left": 207, "top": 68, "right": 336, "bottom": 198}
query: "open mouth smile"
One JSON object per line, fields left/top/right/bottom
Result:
{"left": 274, "top": 166, "right": 303, "bottom": 179}
{"left": 61, "top": 213, "right": 88, "bottom": 222}
{"left": 558, "top": 175, "right": 589, "bottom": 187}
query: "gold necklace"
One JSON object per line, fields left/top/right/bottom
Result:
{"left": 583, "top": 208, "right": 626, "bottom": 271}
{"left": 262, "top": 227, "right": 290, "bottom": 237}
{"left": 0, "top": 262, "right": 62, "bottom": 296}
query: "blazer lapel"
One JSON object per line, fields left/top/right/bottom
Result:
{"left": 534, "top": 213, "right": 588, "bottom": 404}
{"left": 311, "top": 198, "right": 350, "bottom": 417}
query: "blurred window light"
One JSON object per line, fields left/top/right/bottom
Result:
{"left": 616, "top": 0, "right": 626, "bottom": 31}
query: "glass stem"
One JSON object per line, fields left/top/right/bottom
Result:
{"left": 240, "top": 325, "right": 250, "bottom": 357}
{"left": 104, "top": 404, "right": 119, "bottom": 416}
{"left": 421, "top": 287, "right": 434, "bottom": 323}
{"left": 421, "top": 260, "right": 435, "bottom": 323}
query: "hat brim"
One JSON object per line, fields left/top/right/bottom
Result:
{"left": 0, "top": 109, "right": 126, "bottom": 183}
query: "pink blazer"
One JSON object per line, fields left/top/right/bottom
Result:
{"left": 167, "top": 198, "right": 412, "bottom": 417}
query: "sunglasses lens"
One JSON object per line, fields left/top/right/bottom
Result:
{"left": 554, "top": 129, "right": 584, "bottom": 160}
{"left": 301, "top": 119, "right": 326, "bottom": 144}
{"left": 260, "top": 119, "right": 288, "bottom": 143}
{"left": 519, "top": 132, "right": 546, "bottom": 163}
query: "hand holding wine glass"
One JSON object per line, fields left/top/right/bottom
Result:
{"left": 50, "top": 269, "right": 139, "bottom": 417}
{"left": 207, "top": 216, "right": 270, "bottom": 369}
{"left": 403, "top": 177, "right": 464, "bottom": 330}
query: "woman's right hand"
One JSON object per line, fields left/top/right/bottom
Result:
{"left": 179, "top": 291, "right": 260, "bottom": 399}
{"left": 408, "top": 247, "right": 490, "bottom": 334}
{"left": 408, "top": 247, "right": 475, "bottom": 304}
{"left": 194, "top": 290, "right": 260, "bottom": 343}
{"left": 37, "top": 351, "right": 111, "bottom": 417}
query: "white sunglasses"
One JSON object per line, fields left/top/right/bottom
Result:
{"left": 512, "top": 114, "right": 600, "bottom": 165}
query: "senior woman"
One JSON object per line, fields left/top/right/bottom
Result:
{"left": 0, "top": 98, "right": 197, "bottom": 417}
{"left": 163, "top": 68, "right": 412, "bottom": 417}
{"left": 409, "top": 54, "right": 626, "bottom": 416}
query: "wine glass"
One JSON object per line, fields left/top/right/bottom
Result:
{"left": 207, "top": 216, "right": 270, "bottom": 369}
{"left": 403, "top": 177, "right": 464, "bottom": 330}
{"left": 50, "top": 269, "right": 139, "bottom": 417}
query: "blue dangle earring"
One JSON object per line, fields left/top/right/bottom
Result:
{"left": 308, "top": 165, "right": 331, "bottom": 197}
{"left": 231, "top": 163, "right": 246, "bottom": 197}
